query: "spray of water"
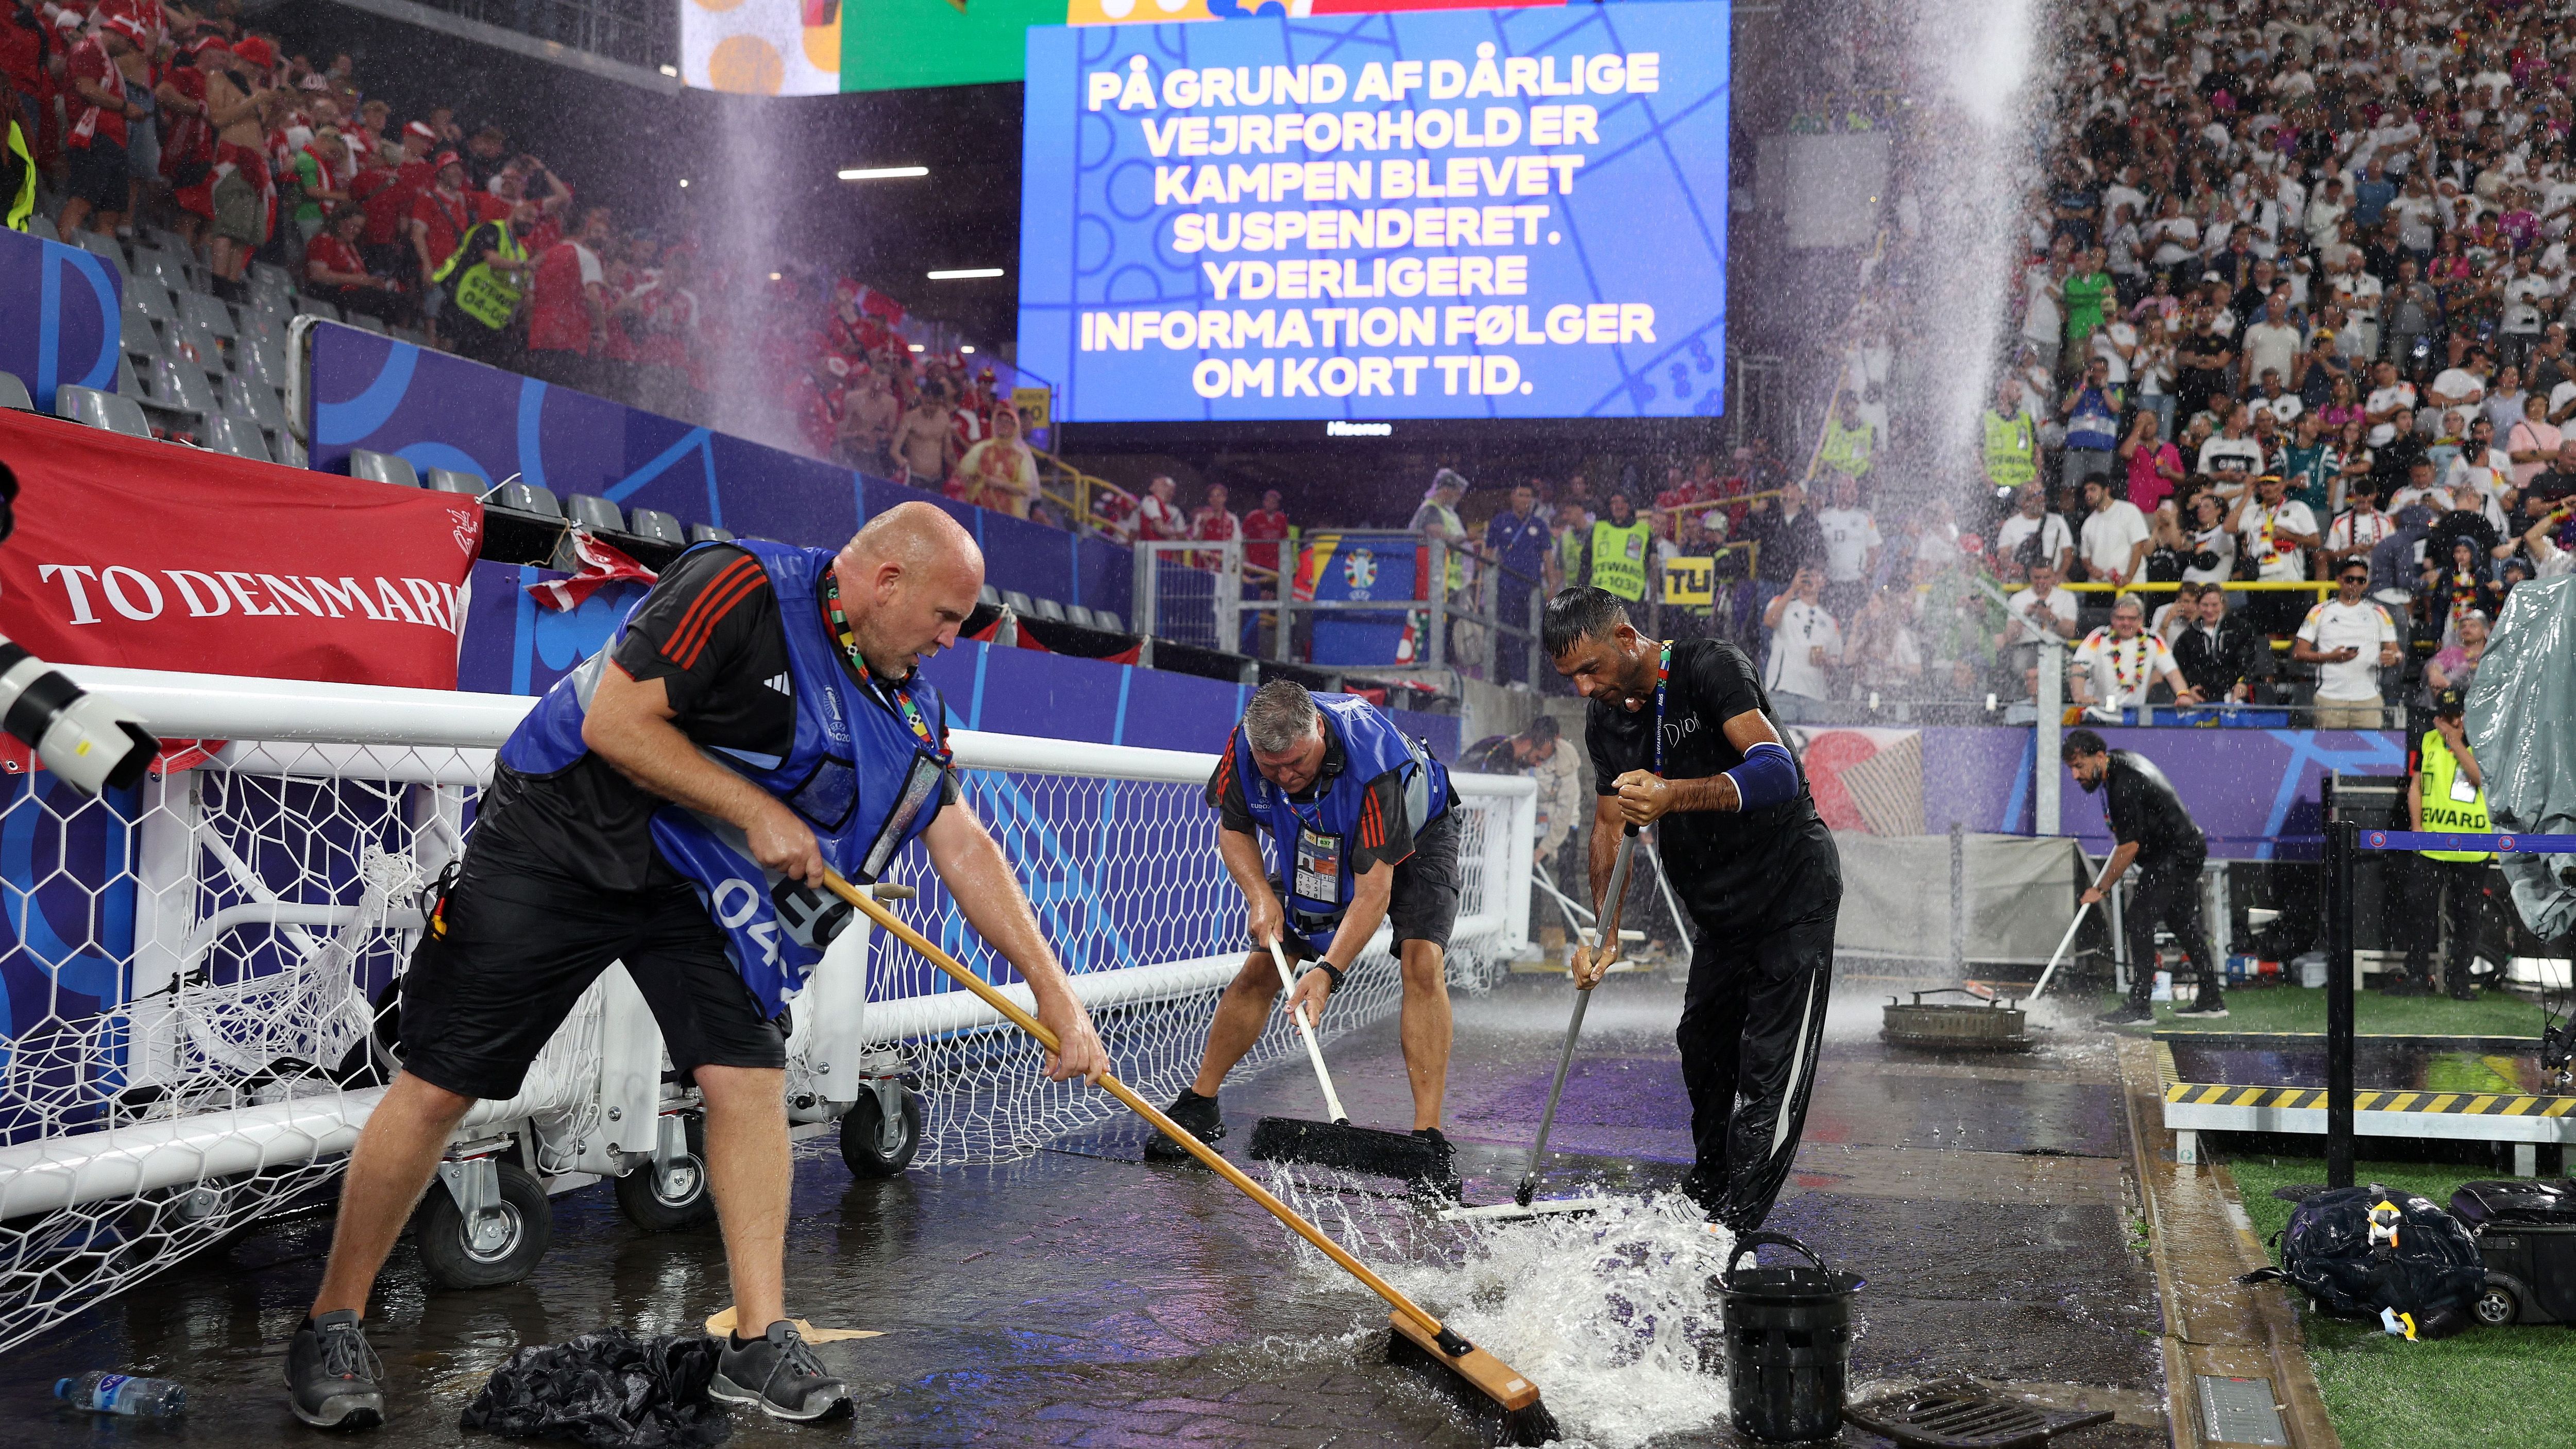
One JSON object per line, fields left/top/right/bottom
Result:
{"left": 1266, "top": 1168, "right": 1735, "bottom": 1448}
{"left": 697, "top": 96, "right": 804, "bottom": 455}
{"left": 1891, "top": 0, "right": 2046, "bottom": 481}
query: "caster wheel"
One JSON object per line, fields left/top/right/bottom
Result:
{"left": 414, "top": 1160, "right": 552, "bottom": 1289}
{"left": 2473, "top": 1283, "right": 2519, "bottom": 1327}
{"left": 839, "top": 1088, "right": 924, "bottom": 1177}
{"left": 614, "top": 1115, "right": 715, "bottom": 1232}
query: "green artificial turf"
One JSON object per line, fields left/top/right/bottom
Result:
{"left": 2222, "top": 1152, "right": 2576, "bottom": 1449}
{"left": 2095, "top": 985, "right": 2556, "bottom": 1038}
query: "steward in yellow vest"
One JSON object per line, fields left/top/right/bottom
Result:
{"left": 2400, "top": 690, "right": 2495, "bottom": 999}
{"left": 1585, "top": 497, "right": 1653, "bottom": 601}
{"left": 1981, "top": 380, "right": 2039, "bottom": 491}
{"left": 1818, "top": 397, "right": 1875, "bottom": 480}
{"left": 432, "top": 212, "right": 530, "bottom": 366}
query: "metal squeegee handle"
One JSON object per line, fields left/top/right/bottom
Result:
{"left": 2029, "top": 854, "right": 2120, "bottom": 1000}
{"left": 1521, "top": 825, "right": 1637, "bottom": 1194}
{"left": 818, "top": 869, "right": 1454, "bottom": 1344}
{"left": 1268, "top": 937, "right": 1350, "bottom": 1124}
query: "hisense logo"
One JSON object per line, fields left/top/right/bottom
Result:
{"left": 1325, "top": 420, "right": 1392, "bottom": 436}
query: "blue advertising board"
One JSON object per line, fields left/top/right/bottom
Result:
{"left": 0, "top": 228, "right": 121, "bottom": 415}
{"left": 1018, "top": 2, "right": 1730, "bottom": 423}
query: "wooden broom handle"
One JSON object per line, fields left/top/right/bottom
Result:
{"left": 821, "top": 870, "right": 1452, "bottom": 1341}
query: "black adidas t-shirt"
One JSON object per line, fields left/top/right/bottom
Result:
{"left": 1583, "top": 638, "right": 1839, "bottom": 928}
{"left": 1207, "top": 724, "right": 1420, "bottom": 877}
{"left": 472, "top": 546, "right": 953, "bottom": 892}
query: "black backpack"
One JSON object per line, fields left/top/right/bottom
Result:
{"left": 2244, "top": 1183, "right": 2485, "bottom": 1337}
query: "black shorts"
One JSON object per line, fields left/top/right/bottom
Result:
{"left": 1282, "top": 806, "right": 1465, "bottom": 958}
{"left": 66, "top": 139, "right": 129, "bottom": 209}
{"left": 397, "top": 839, "right": 786, "bottom": 1101}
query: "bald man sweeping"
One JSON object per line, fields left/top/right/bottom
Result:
{"left": 285, "top": 503, "right": 1110, "bottom": 1430}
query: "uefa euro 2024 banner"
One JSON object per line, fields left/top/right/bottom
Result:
{"left": 1017, "top": 3, "right": 1730, "bottom": 423}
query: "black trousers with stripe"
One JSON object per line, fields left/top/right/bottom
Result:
{"left": 2122, "top": 853, "right": 2217, "bottom": 1006}
{"left": 1677, "top": 901, "right": 1839, "bottom": 1232}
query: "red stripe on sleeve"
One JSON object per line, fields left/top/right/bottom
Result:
{"left": 666, "top": 565, "right": 767, "bottom": 671}
{"left": 658, "top": 555, "right": 760, "bottom": 666}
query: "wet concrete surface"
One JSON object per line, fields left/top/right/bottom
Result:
{"left": 0, "top": 969, "right": 2170, "bottom": 1447}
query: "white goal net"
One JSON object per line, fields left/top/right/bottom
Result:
{"left": 0, "top": 666, "right": 1533, "bottom": 1355}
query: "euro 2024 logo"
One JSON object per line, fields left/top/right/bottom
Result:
{"left": 1342, "top": 547, "right": 1377, "bottom": 600}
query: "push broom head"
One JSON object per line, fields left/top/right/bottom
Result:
{"left": 1385, "top": 1310, "right": 1561, "bottom": 1445}
{"left": 1246, "top": 1115, "right": 1452, "bottom": 1186}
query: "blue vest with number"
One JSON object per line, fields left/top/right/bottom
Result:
{"left": 1229, "top": 694, "right": 1450, "bottom": 953}
{"left": 496, "top": 540, "right": 952, "bottom": 1014}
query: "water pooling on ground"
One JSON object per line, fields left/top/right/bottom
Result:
{"left": 1266, "top": 1165, "right": 1735, "bottom": 1449}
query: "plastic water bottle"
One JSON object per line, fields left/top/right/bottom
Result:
{"left": 54, "top": 1372, "right": 187, "bottom": 1416}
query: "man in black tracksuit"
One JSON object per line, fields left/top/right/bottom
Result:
{"left": 1547, "top": 587, "right": 1842, "bottom": 1231}
{"left": 2064, "top": 729, "right": 2224, "bottom": 1021}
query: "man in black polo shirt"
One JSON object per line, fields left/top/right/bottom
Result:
{"left": 2063, "top": 729, "right": 2223, "bottom": 1021}
{"left": 1546, "top": 587, "right": 1842, "bottom": 1231}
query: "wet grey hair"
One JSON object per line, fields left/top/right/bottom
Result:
{"left": 1243, "top": 680, "right": 1323, "bottom": 755}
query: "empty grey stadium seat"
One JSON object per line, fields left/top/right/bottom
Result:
{"left": 73, "top": 231, "right": 128, "bottom": 279}
{"left": 27, "top": 216, "right": 58, "bottom": 242}
{"left": 114, "top": 351, "right": 141, "bottom": 398}
{"left": 127, "top": 278, "right": 178, "bottom": 324}
{"left": 564, "top": 494, "right": 622, "bottom": 533}
{"left": 181, "top": 293, "right": 239, "bottom": 341}
{"left": 348, "top": 449, "right": 420, "bottom": 488}
{"left": 391, "top": 326, "right": 428, "bottom": 347}
{"left": 196, "top": 412, "right": 271, "bottom": 463}
{"left": 1064, "top": 605, "right": 1096, "bottom": 629}
{"left": 344, "top": 312, "right": 389, "bottom": 335}
{"left": 1001, "top": 589, "right": 1035, "bottom": 615}
{"left": 121, "top": 300, "right": 160, "bottom": 357}
{"left": 978, "top": 584, "right": 1003, "bottom": 609}
{"left": 142, "top": 225, "right": 189, "bottom": 254}
{"left": 295, "top": 296, "right": 344, "bottom": 324}
{"left": 423, "top": 468, "right": 484, "bottom": 496}
{"left": 162, "top": 318, "right": 225, "bottom": 373}
{"left": 250, "top": 261, "right": 295, "bottom": 296}
{"left": 239, "top": 341, "right": 289, "bottom": 390}
{"left": 493, "top": 481, "right": 562, "bottom": 518}
{"left": 626, "top": 508, "right": 685, "bottom": 545}
{"left": 221, "top": 373, "right": 287, "bottom": 431}
{"left": 1091, "top": 609, "right": 1124, "bottom": 633}
{"left": 143, "top": 358, "right": 217, "bottom": 415}
{"left": 56, "top": 384, "right": 153, "bottom": 439}
{"left": 687, "top": 523, "right": 735, "bottom": 544}
{"left": 130, "top": 248, "right": 190, "bottom": 295}
{"left": 0, "top": 372, "right": 32, "bottom": 410}
{"left": 1029, "top": 597, "right": 1066, "bottom": 623}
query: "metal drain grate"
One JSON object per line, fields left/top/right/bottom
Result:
{"left": 1844, "top": 1378, "right": 2116, "bottom": 1449}
{"left": 2197, "top": 1375, "right": 2288, "bottom": 1445}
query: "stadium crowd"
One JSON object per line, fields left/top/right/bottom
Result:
{"left": 0, "top": 0, "right": 1054, "bottom": 520}
{"left": 1961, "top": 0, "right": 2576, "bottom": 724}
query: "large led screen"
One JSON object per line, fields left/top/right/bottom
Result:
{"left": 1017, "top": 3, "right": 1730, "bottom": 423}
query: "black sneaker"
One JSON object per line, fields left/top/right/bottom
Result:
{"left": 1144, "top": 1089, "right": 1223, "bottom": 1160}
{"left": 2384, "top": 975, "right": 2434, "bottom": 998}
{"left": 2174, "top": 996, "right": 2229, "bottom": 1019}
{"left": 285, "top": 1309, "right": 385, "bottom": 1430}
{"left": 2097, "top": 1001, "right": 2156, "bottom": 1025}
{"left": 710, "top": 1321, "right": 850, "bottom": 1422}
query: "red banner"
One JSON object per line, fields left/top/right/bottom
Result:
{"left": 0, "top": 411, "right": 485, "bottom": 689}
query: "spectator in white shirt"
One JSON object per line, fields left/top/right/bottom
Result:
{"left": 1995, "top": 482, "right": 2076, "bottom": 581}
{"left": 2239, "top": 294, "right": 2304, "bottom": 397}
{"left": 2427, "top": 358, "right": 2488, "bottom": 416}
{"left": 2292, "top": 557, "right": 2402, "bottom": 729}
{"left": 1814, "top": 472, "right": 1883, "bottom": 620}
{"left": 2365, "top": 360, "right": 2418, "bottom": 447}
{"left": 2196, "top": 408, "right": 2267, "bottom": 485}
{"left": 2001, "top": 560, "right": 2078, "bottom": 699}
{"left": 2230, "top": 470, "right": 2321, "bottom": 631}
{"left": 2071, "top": 594, "right": 2198, "bottom": 719}
{"left": 1760, "top": 565, "right": 1841, "bottom": 723}
{"left": 2079, "top": 475, "right": 2154, "bottom": 587}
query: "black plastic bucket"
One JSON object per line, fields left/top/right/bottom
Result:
{"left": 1718, "top": 1231, "right": 1863, "bottom": 1443}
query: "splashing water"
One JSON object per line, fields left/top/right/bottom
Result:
{"left": 1266, "top": 1168, "right": 1736, "bottom": 1448}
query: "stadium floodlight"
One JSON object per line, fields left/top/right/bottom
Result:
{"left": 960, "top": 345, "right": 975, "bottom": 354}
{"left": 839, "top": 165, "right": 929, "bottom": 181}
{"left": 928, "top": 267, "right": 1005, "bottom": 280}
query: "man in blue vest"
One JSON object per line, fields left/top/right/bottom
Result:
{"left": 284, "top": 503, "right": 1109, "bottom": 1430}
{"left": 1152, "top": 682, "right": 1462, "bottom": 1173}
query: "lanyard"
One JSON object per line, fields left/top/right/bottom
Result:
{"left": 1652, "top": 638, "right": 1672, "bottom": 775}
{"left": 820, "top": 570, "right": 939, "bottom": 751}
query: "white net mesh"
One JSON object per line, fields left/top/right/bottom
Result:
{"left": 0, "top": 681, "right": 1531, "bottom": 1357}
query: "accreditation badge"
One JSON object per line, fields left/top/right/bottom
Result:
{"left": 1294, "top": 825, "right": 1344, "bottom": 903}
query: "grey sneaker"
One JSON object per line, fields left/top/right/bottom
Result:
{"left": 2174, "top": 996, "right": 2229, "bottom": 1019}
{"left": 710, "top": 1320, "right": 850, "bottom": 1422}
{"left": 2096, "top": 1001, "right": 2155, "bottom": 1025}
{"left": 1144, "top": 1089, "right": 1223, "bottom": 1161}
{"left": 286, "top": 1308, "right": 385, "bottom": 1429}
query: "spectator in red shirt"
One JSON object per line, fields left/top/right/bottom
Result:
{"left": 1242, "top": 488, "right": 1291, "bottom": 578}
{"left": 154, "top": 34, "right": 221, "bottom": 251}
{"left": 796, "top": 354, "right": 850, "bottom": 459}
{"left": 1137, "top": 475, "right": 1187, "bottom": 542}
{"left": 524, "top": 206, "right": 613, "bottom": 395}
{"left": 631, "top": 241, "right": 701, "bottom": 419}
{"left": 409, "top": 150, "right": 502, "bottom": 345}
{"left": 57, "top": 15, "right": 146, "bottom": 240}
{"left": 303, "top": 201, "right": 401, "bottom": 322}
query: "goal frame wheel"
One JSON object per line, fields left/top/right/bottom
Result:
{"left": 414, "top": 1158, "right": 552, "bottom": 1289}
{"left": 614, "top": 1113, "right": 715, "bottom": 1232}
{"left": 839, "top": 1086, "right": 923, "bottom": 1177}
